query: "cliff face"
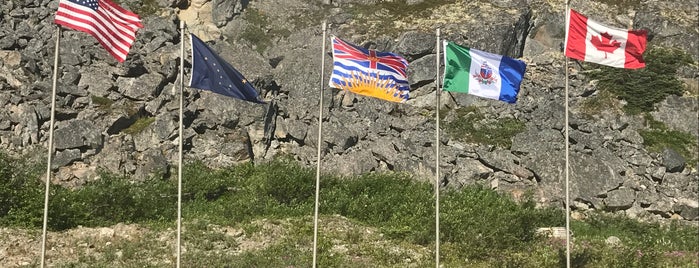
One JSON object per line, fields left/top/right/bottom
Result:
{"left": 0, "top": 0, "right": 697, "bottom": 221}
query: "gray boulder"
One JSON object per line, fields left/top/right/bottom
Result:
{"left": 79, "top": 66, "right": 115, "bottom": 97}
{"left": 635, "top": 0, "right": 699, "bottom": 60}
{"left": 52, "top": 149, "right": 81, "bottom": 169}
{"left": 570, "top": 150, "right": 627, "bottom": 207}
{"left": 408, "top": 54, "right": 436, "bottom": 87}
{"left": 395, "top": 31, "right": 435, "bottom": 59}
{"left": 662, "top": 148, "right": 685, "bottom": 173}
{"left": 119, "top": 73, "right": 166, "bottom": 101}
{"left": 651, "top": 95, "right": 698, "bottom": 138}
{"left": 134, "top": 148, "right": 169, "bottom": 181}
{"left": 211, "top": 0, "right": 244, "bottom": 27}
{"left": 604, "top": 188, "right": 635, "bottom": 211}
{"left": 324, "top": 150, "right": 378, "bottom": 176}
{"left": 53, "top": 120, "right": 103, "bottom": 151}
{"left": 673, "top": 198, "right": 699, "bottom": 220}
{"left": 92, "top": 134, "right": 137, "bottom": 175}
{"left": 190, "top": 129, "right": 253, "bottom": 168}
{"left": 449, "top": 157, "right": 492, "bottom": 189}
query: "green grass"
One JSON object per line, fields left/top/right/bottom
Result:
{"left": 111, "top": 0, "right": 160, "bottom": 17}
{"left": 639, "top": 115, "right": 698, "bottom": 164}
{"left": 594, "top": 0, "right": 642, "bottom": 10}
{"left": 0, "top": 153, "right": 697, "bottom": 267}
{"left": 349, "top": 0, "right": 457, "bottom": 19}
{"left": 91, "top": 95, "right": 114, "bottom": 110}
{"left": 239, "top": 7, "right": 292, "bottom": 54}
{"left": 580, "top": 89, "right": 623, "bottom": 117}
{"left": 122, "top": 116, "right": 155, "bottom": 135}
{"left": 442, "top": 106, "right": 526, "bottom": 148}
{"left": 346, "top": 0, "right": 457, "bottom": 38}
{"left": 587, "top": 46, "right": 694, "bottom": 115}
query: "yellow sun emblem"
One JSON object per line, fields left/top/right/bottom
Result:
{"left": 337, "top": 72, "right": 406, "bottom": 103}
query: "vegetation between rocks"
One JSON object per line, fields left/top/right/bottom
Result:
{"left": 587, "top": 46, "right": 693, "bottom": 115}
{"left": 640, "top": 115, "right": 698, "bottom": 164}
{"left": 346, "top": 0, "right": 457, "bottom": 38}
{"left": 442, "top": 106, "right": 526, "bottom": 149}
{"left": 111, "top": 0, "right": 160, "bottom": 17}
{"left": 1, "top": 152, "right": 697, "bottom": 267}
{"left": 123, "top": 116, "right": 156, "bottom": 135}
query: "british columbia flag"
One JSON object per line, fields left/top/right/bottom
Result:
{"left": 329, "top": 36, "right": 409, "bottom": 103}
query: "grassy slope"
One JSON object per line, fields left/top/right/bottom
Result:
{"left": 0, "top": 155, "right": 697, "bottom": 267}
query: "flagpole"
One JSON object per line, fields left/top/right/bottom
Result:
{"left": 564, "top": 43, "right": 572, "bottom": 268}
{"left": 312, "top": 20, "right": 327, "bottom": 268}
{"left": 434, "top": 28, "right": 441, "bottom": 268}
{"left": 177, "top": 20, "right": 185, "bottom": 268}
{"left": 40, "top": 25, "right": 61, "bottom": 268}
{"left": 564, "top": 2, "right": 572, "bottom": 268}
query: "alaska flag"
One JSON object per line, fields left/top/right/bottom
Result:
{"left": 189, "top": 34, "right": 264, "bottom": 104}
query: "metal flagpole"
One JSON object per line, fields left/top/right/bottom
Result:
{"left": 564, "top": 2, "right": 571, "bottom": 268}
{"left": 564, "top": 44, "right": 571, "bottom": 268}
{"left": 434, "top": 28, "right": 441, "bottom": 268}
{"left": 177, "top": 20, "right": 185, "bottom": 268}
{"left": 312, "top": 20, "right": 328, "bottom": 268}
{"left": 40, "top": 25, "right": 61, "bottom": 268}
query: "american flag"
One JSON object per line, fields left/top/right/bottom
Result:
{"left": 54, "top": 0, "right": 143, "bottom": 62}
{"left": 329, "top": 36, "right": 410, "bottom": 103}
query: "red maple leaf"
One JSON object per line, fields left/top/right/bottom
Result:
{"left": 590, "top": 32, "right": 621, "bottom": 58}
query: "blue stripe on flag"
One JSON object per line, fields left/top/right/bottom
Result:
{"left": 331, "top": 62, "right": 409, "bottom": 85}
{"left": 497, "top": 56, "right": 527, "bottom": 103}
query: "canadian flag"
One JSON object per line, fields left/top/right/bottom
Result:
{"left": 565, "top": 9, "right": 647, "bottom": 69}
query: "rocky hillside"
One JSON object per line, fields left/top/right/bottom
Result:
{"left": 0, "top": 0, "right": 697, "bottom": 222}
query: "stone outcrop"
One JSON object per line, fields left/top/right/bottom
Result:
{"left": 0, "top": 0, "right": 697, "bottom": 222}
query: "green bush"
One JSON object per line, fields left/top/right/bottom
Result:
{"left": 239, "top": 8, "right": 276, "bottom": 54}
{"left": 322, "top": 172, "right": 435, "bottom": 244}
{"left": 46, "top": 173, "right": 177, "bottom": 230}
{"left": 580, "top": 89, "right": 623, "bottom": 116}
{"left": 1, "top": 154, "right": 697, "bottom": 267}
{"left": 573, "top": 213, "right": 699, "bottom": 252}
{"left": 587, "top": 46, "right": 693, "bottom": 114}
{"left": 256, "top": 159, "right": 315, "bottom": 206}
{"left": 440, "top": 185, "right": 564, "bottom": 260}
{"left": 0, "top": 152, "right": 45, "bottom": 228}
{"left": 0, "top": 152, "right": 176, "bottom": 230}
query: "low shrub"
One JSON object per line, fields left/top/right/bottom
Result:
{"left": 440, "top": 185, "right": 564, "bottom": 260}
{"left": 0, "top": 152, "right": 45, "bottom": 228}
{"left": 587, "top": 46, "right": 693, "bottom": 114}
{"left": 1, "top": 154, "right": 696, "bottom": 266}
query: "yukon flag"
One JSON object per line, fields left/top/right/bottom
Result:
{"left": 565, "top": 9, "right": 647, "bottom": 69}
{"left": 442, "top": 41, "right": 526, "bottom": 103}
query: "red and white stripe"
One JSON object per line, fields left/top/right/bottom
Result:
{"left": 55, "top": 0, "right": 142, "bottom": 62}
{"left": 565, "top": 9, "right": 647, "bottom": 69}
